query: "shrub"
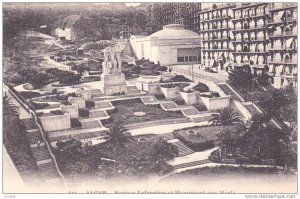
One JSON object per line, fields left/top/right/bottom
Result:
{"left": 169, "top": 75, "right": 192, "bottom": 82}
{"left": 50, "top": 110, "right": 63, "bottom": 115}
{"left": 174, "top": 99, "right": 185, "bottom": 106}
{"left": 67, "top": 92, "right": 78, "bottom": 97}
{"left": 52, "top": 88, "right": 58, "bottom": 94}
{"left": 86, "top": 101, "right": 95, "bottom": 108}
{"left": 79, "top": 108, "right": 90, "bottom": 117}
{"left": 19, "top": 91, "right": 41, "bottom": 99}
{"left": 70, "top": 118, "right": 82, "bottom": 128}
{"left": 29, "top": 101, "right": 49, "bottom": 110}
{"left": 111, "top": 92, "right": 125, "bottom": 96}
{"left": 193, "top": 83, "right": 210, "bottom": 93}
{"left": 154, "top": 94, "right": 165, "bottom": 100}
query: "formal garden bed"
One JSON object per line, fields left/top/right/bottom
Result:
{"left": 105, "top": 98, "right": 184, "bottom": 127}
{"left": 161, "top": 83, "right": 190, "bottom": 89}
{"left": 161, "top": 75, "right": 192, "bottom": 83}
{"left": 53, "top": 130, "right": 178, "bottom": 180}
{"left": 172, "top": 125, "right": 221, "bottom": 151}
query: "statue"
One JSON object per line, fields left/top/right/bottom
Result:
{"left": 99, "top": 47, "right": 127, "bottom": 96}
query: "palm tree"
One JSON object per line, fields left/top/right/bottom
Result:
{"left": 210, "top": 106, "right": 244, "bottom": 126}
{"left": 3, "top": 95, "right": 19, "bottom": 118}
{"left": 104, "top": 123, "right": 132, "bottom": 151}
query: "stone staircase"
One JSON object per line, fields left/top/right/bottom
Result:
{"left": 23, "top": 118, "right": 64, "bottom": 185}
{"left": 173, "top": 159, "right": 211, "bottom": 170}
{"left": 160, "top": 133, "right": 175, "bottom": 141}
{"left": 31, "top": 146, "right": 51, "bottom": 161}
{"left": 38, "top": 161, "right": 61, "bottom": 180}
{"left": 168, "top": 139, "right": 194, "bottom": 157}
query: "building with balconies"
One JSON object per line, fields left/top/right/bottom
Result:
{"left": 198, "top": 3, "right": 236, "bottom": 71}
{"left": 267, "top": 2, "right": 297, "bottom": 88}
{"left": 231, "top": 3, "right": 269, "bottom": 74}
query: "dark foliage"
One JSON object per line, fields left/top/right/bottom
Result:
{"left": 79, "top": 108, "right": 90, "bottom": 117}
{"left": 193, "top": 83, "right": 210, "bottom": 93}
{"left": 85, "top": 101, "right": 95, "bottom": 108}
{"left": 70, "top": 118, "right": 82, "bottom": 128}
{"left": 19, "top": 91, "right": 41, "bottom": 99}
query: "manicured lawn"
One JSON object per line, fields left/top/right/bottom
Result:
{"left": 173, "top": 125, "right": 221, "bottom": 151}
{"left": 107, "top": 99, "right": 184, "bottom": 126}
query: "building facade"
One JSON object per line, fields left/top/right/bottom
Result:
{"left": 136, "top": 3, "right": 297, "bottom": 88}
{"left": 198, "top": 3, "right": 235, "bottom": 71}
{"left": 231, "top": 3, "right": 269, "bottom": 74}
{"left": 130, "top": 24, "right": 201, "bottom": 66}
{"left": 267, "top": 2, "right": 297, "bottom": 88}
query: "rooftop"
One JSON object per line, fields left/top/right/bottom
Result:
{"left": 149, "top": 24, "right": 200, "bottom": 39}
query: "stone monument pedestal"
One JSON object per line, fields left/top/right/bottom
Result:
{"left": 99, "top": 72, "right": 127, "bottom": 96}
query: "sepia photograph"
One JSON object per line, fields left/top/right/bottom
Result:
{"left": 2, "top": 1, "right": 298, "bottom": 197}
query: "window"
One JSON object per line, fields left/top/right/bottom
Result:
{"left": 184, "top": 56, "right": 189, "bottom": 62}
{"left": 198, "top": 56, "right": 201, "bottom": 61}
{"left": 177, "top": 57, "right": 184, "bottom": 62}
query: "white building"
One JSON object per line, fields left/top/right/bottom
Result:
{"left": 130, "top": 24, "right": 201, "bottom": 66}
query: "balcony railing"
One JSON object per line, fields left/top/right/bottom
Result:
{"left": 268, "top": 58, "right": 297, "bottom": 64}
{"left": 268, "top": 31, "right": 297, "bottom": 37}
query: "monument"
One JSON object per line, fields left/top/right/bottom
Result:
{"left": 99, "top": 48, "right": 127, "bottom": 95}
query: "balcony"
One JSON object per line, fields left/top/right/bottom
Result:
{"left": 268, "top": 58, "right": 297, "bottom": 64}
{"left": 268, "top": 31, "right": 297, "bottom": 37}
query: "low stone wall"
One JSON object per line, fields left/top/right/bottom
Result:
{"left": 200, "top": 96, "right": 231, "bottom": 111}
{"left": 39, "top": 113, "right": 71, "bottom": 132}
{"left": 160, "top": 87, "right": 180, "bottom": 100}
{"left": 76, "top": 89, "right": 92, "bottom": 100}
{"left": 233, "top": 101, "right": 251, "bottom": 120}
{"left": 68, "top": 96, "right": 86, "bottom": 109}
{"left": 136, "top": 82, "right": 164, "bottom": 96}
{"left": 61, "top": 105, "right": 79, "bottom": 118}
{"left": 180, "top": 92, "right": 198, "bottom": 105}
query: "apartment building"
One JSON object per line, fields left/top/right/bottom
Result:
{"left": 198, "top": 3, "right": 235, "bottom": 71}
{"left": 267, "top": 2, "right": 297, "bottom": 88}
{"left": 140, "top": 3, "right": 298, "bottom": 88}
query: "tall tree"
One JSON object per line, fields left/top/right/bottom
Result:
{"left": 104, "top": 124, "right": 132, "bottom": 151}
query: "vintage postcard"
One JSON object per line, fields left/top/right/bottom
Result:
{"left": 2, "top": 2, "right": 298, "bottom": 197}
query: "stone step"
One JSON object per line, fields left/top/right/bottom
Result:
{"left": 31, "top": 146, "right": 51, "bottom": 161}
{"left": 173, "top": 159, "right": 211, "bottom": 169}
{"left": 169, "top": 140, "right": 194, "bottom": 157}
